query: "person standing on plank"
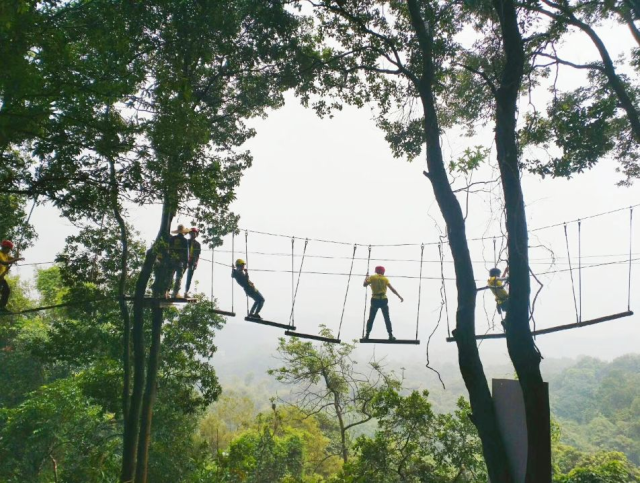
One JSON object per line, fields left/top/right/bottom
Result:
{"left": 167, "top": 224, "right": 189, "bottom": 298}
{"left": 0, "top": 240, "right": 24, "bottom": 313}
{"left": 488, "top": 267, "right": 509, "bottom": 314}
{"left": 232, "top": 259, "right": 265, "bottom": 319}
{"left": 184, "top": 227, "right": 201, "bottom": 297}
{"left": 363, "top": 266, "right": 403, "bottom": 340}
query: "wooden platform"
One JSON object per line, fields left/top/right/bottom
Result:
{"left": 285, "top": 330, "right": 341, "bottom": 344}
{"left": 212, "top": 309, "right": 236, "bottom": 317}
{"left": 359, "top": 338, "right": 420, "bottom": 345}
{"left": 244, "top": 316, "right": 295, "bottom": 330}
{"left": 445, "top": 311, "right": 634, "bottom": 342}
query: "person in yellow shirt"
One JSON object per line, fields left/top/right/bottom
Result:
{"left": 0, "top": 240, "right": 24, "bottom": 313}
{"left": 488, "top": 267, "right": 509, "bottom": 314}
{"left": 363, "top": 266, "right": 404, "bottom": 340}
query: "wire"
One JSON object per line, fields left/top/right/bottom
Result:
{"left": 415, "top": 244, "right": 424, "bottom": 341}
{"left": 439, "top": 243, "right": 451, "bottom": 338}
{"left": 578, "top": 220, "right": 582, "bottom": 323}
{"left": 337, "top": 245, "right": 358, "bottom": 339}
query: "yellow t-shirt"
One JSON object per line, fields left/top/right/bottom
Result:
{"left": 0, "top": 251, "right": 10, "bottom": 278}
{"left": 368, "top": 274, "right": 390, "bottom": 299}
{"left": 488, "top": 276, "right": 509, "bottom": 302}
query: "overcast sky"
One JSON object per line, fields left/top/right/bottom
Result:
{"left": 13, "top": 17, "right": 640, "bottom": 387}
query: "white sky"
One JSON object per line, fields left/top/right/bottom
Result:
{"left": 12, "top": 16, "right": 640, "bottom": 387}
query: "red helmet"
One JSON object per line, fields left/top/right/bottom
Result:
{"left": 1, "top": 240, "right": 14, "bottom": 249}
{"left": 190, "top": 227, "right": 199, "bottom": 234}
{"left": 374, "top": 266, "right": 385, "bottom": 275}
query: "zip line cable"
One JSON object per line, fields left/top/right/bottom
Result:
{"left": 337, "top": 244, "right": 357, "bottom": 339}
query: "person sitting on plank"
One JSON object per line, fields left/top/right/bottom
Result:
{"left": 0, "top": 240, "right": 24, "bottom": 313}
{"left": 488, "top": 267, "right": 510, "bottom": 314}
{"left": 232, "top": 259, "right": 265, "bottom": 319}
{"left": 363, "top": 266, "right": 404, "bottom": 341}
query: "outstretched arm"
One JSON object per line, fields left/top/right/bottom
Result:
{"left": 388, "top": 284, "right": 404, "bottom": 302}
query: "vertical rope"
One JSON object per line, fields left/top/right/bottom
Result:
{"left": 415, "top": 244, "right": 425, "bottom": 341}
{"left": 231, "top": 233, "right": 235, "bottom": 313}
{"left": 245, "top": 230, "right": 249, "bottom": 315}
{"left": 629, "top": 207, "right": 634, "bottom": 311}
{"left": 210, "top": 247, "right": 219, "bottom": 303}
{"left": 291, "top": 238, "right": 295, "bottom": 324}
{"left": 493, "top": 237, "right": 497, "bottom": 267}
{"left": 564, "top": 223, "right": 579, "bottom": 323}
{"left": 578, "top": 220, "right": 582, "bottom": 323}
{"left": 289, "top": 239, "right": 308, "bottom": 327}
{"left": 337, "top": 245, "right": 358, "bottom": 339}
{"left": 361, "top": 246, "right": 372, "bottom": 338}
{"left": 439, "top": 243, "right": 451, "bottom": 338}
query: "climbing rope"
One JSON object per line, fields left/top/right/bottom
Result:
{"left": 564, "top": 223, "right": 579, "bottom": 323}
{"left": 337, "top": 244, "right": 357, "bottom": 339}
{"left": 361, "top": 246, "right": 372, "bottom": 338}
{"left": 415, "top": 244, "right": 425, "bottom": 341}
{"left": 288, "top": 239, "right": 309, "bottom": 327}
{"left": 211, "top": 247, "right": 215, "bottom": 302}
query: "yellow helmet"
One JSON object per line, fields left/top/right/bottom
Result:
{"left": 235, "top": 259, "right": 246, "bottom": 266}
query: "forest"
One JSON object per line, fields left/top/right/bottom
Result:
{"left": 2, "top": 0, "right": 640, "bottom": 482}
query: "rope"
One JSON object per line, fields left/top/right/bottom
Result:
{"left": 629, "top": 207, "right": 634, "bottom": 311}
{"left": 14, "top": 196, "right": 38, "bottom": 259}
{"left": 361, "top": 246, "right": 372, "bottom": 338}
{"left": 493, "top": 237, "right": 497, "bottom": 266}
{"left": 288, "top": 239, "right": 309, "bottom": 327}
{"left": 211, "top": 247, "right": 215, "bottom": 303}
{"left": 337, "top": 245, "right": 357, "bottom": 339}
{"left": 231, "top": 233, "right": 235, "bottom": 313}
{"left": 439, "top": 243, "right": 451, "bottom": 338}
{"left": 245, "top": 231, "right": 249, "bottom": 315}
{"left": 291, "top": 238, "right": 295, "bottom": 320}
{"left": 578, "top": 220, "right": 582, "bottom": 323}
{"left": 564, "top": 223, "right": 579, "bottom": 323}
{"left": 0, "top": 297, "right": 112, "bottom": 317}
{"left": 415, "top": 244, "right": 425, "bottom": 341}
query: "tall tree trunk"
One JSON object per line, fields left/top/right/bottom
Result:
{"left": 405, "top": 1, "right": 512, "bottom": 481}
{"left": 120, "top": 202, "right": 171, "bottom": 482}
{"left": 134, "top": 303, "right": 164, "bottom": 483}
{"left": 108, "top": 157, "right": 132, "bottom": 423}
{"left": 492, "top": 1, "right": 551, "bottom": 481}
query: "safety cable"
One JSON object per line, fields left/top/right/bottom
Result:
{"left": 211, "top": 247, "right": 215, "bottom": 303}
{"left": 231, "top": 233, "right": 235, "bottom": 313}
{"left": 629, "top": 208, "right": 634, "bottom": 311}
{"left": 337, "top": 244, "right": 358, "bottom": 339}
{"left": 291, "top": 238, "right": 295, "bottom": 321}
{"left": 288, "top": 239, "right": 309, "bottom": 328}
{"left": 361, "top": 246, "right": 372, "bottom": 338}
{"left": 564, "top": 224, "right": 579, "bottom": 323}
{"left": 415, "top": 244, "right": 425, "bottom": 341}
{"left": 493, "top": 238, "right": 497, "bottom": 267}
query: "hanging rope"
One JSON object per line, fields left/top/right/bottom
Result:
{"left": 361, "top": 246, "right": 372, "bottom": 338}
{"left": 211, "top": 247, "right": 215, "bottom": 303}
{"left": 245, "top": 230, "right": 249, "bottom": 315}
{"left": 415, "top": 244, "right": 425, "bottom": 341}
{"left": 231, "top": 233, "right": 235, "bottom": 313}
{"left": 438, "top": 242, "right": 451, "bottom": 338}
{"left": 337, "top": 244, "right": 357, "bottom": 339}
{"left": 291, "top": 238, "right": 295, "bottom": 321}
{"left": 564, "top": 223, "right": 579, "bottom": 323}
{"left": 14, "top": 196, "right": 38, "bottom": 260}
{"left": 288, "top": 239, "right": 309, "bottom": 327}
{"left": 578, "top": 220, "right": 582, "bottom": 323}
{"left": 493, "top": 237, "right": 497, "bottom": 267}
{"left": 629, "top": 208, "right": 634, "bottom": 311}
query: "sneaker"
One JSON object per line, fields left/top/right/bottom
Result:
{"left": 252, "top": 314, "right": 262, "bottom": 319}
{"left": 364, "top": 332, "right": 371, "bottom": 339}
{"left": 388, "top": 335, "right": 396, "bottom": 341}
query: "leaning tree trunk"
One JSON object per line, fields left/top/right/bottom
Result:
{"left": 492, "top": 0, "right": 551, "bottom": 481}
{"left": 405, "top": 1, "right": 512, "bottom": 481}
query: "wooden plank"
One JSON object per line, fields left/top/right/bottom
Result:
{"left": 212, "top": 309, "right": 236, "bottom": 317}
{"left": 359, "top": 338, "right": 420, "bottom": 345}
{"left": 244, "top": 316, "right": 295, "bottom": 330}
{"left": 285, "top": 331, "right": 341, "bottom": 344}
{"left": 445, "top": 311, "right": 634, "bottom": 342}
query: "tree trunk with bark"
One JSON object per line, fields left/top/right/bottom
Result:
{"left": 405, "top": 1, "right": 513, "bottom": 481}
{"left": 492, "top": 0, "right": 551, "bottom": 481}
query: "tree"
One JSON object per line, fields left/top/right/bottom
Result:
{"left": 269, "top": 332, "right": 401, "bottom": 464}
